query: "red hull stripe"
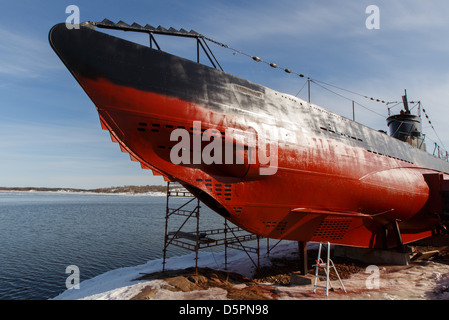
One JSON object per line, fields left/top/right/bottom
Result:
{"left": 77, "top": 75, "right": 435, "bottom": 248}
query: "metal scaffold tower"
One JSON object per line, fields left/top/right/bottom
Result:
{"left": 162, "top": 181, "right": 262, "bottom": 272}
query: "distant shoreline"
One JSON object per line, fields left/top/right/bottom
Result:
{"left": 0, "top": 185, "right": 168, "bottom": 195}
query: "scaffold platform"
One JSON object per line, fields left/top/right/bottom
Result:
{"left": 162, "top": 181, "right": 262, "bottom": 272}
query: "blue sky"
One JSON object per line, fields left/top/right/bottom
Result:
{"left": 1, "top": 0, "right": 449, "bottom": 188}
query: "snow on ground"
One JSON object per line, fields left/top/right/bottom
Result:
{"left": 277, "top": 260, "right": 449, "bottom": 300}
{"left": 52, "top": 242, "right": 296, "bottom": 300}
{"left": 52, "top": 241, "right": 449, "bottom": 300}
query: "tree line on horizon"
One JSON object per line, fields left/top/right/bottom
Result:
{"left": 0, "top": 185, "right": 169, "bottom": 194}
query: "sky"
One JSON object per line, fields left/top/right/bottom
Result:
{"left": 1, "top": 0, "right": 449, "bottom": 189}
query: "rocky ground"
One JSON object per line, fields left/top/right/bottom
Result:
{"left": 128, "top": 241, "right": 449, "bottom": 300}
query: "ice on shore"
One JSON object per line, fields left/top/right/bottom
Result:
{"left": 53, "top": 241, "right": 449, "bottom": 300}
{"left": 52, "top": 241, "right": 296, "bottom": 300}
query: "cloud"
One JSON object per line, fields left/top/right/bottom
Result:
{"left": 0, "top": 27, "right": 61, "bottom": 78}
{"left": 196, "top": 1, "right": 364, "bottom": 46}
{"left": 383, "top": 1, "right": 449, "bottom": 31}
{"left": 0, "top": 119, "right": 164, "bottom": 188}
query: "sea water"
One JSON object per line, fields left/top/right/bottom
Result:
{"left": 0, "top": 191, "right": 224, "bottom": 300}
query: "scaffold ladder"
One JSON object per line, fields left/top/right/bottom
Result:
{"left": 313, "top": 242, "right": 346, "bottom": 296}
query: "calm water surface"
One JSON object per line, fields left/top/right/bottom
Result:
{"left": 0, "top": 191, "right": 222, "bottom": 300}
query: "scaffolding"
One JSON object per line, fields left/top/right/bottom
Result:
{"left": 162, "top": 181, "right": 262, "bottom": 272}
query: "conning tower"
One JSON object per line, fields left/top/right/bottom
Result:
{"left": 386, "top": 90, "right": 425, "bottom": 150}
